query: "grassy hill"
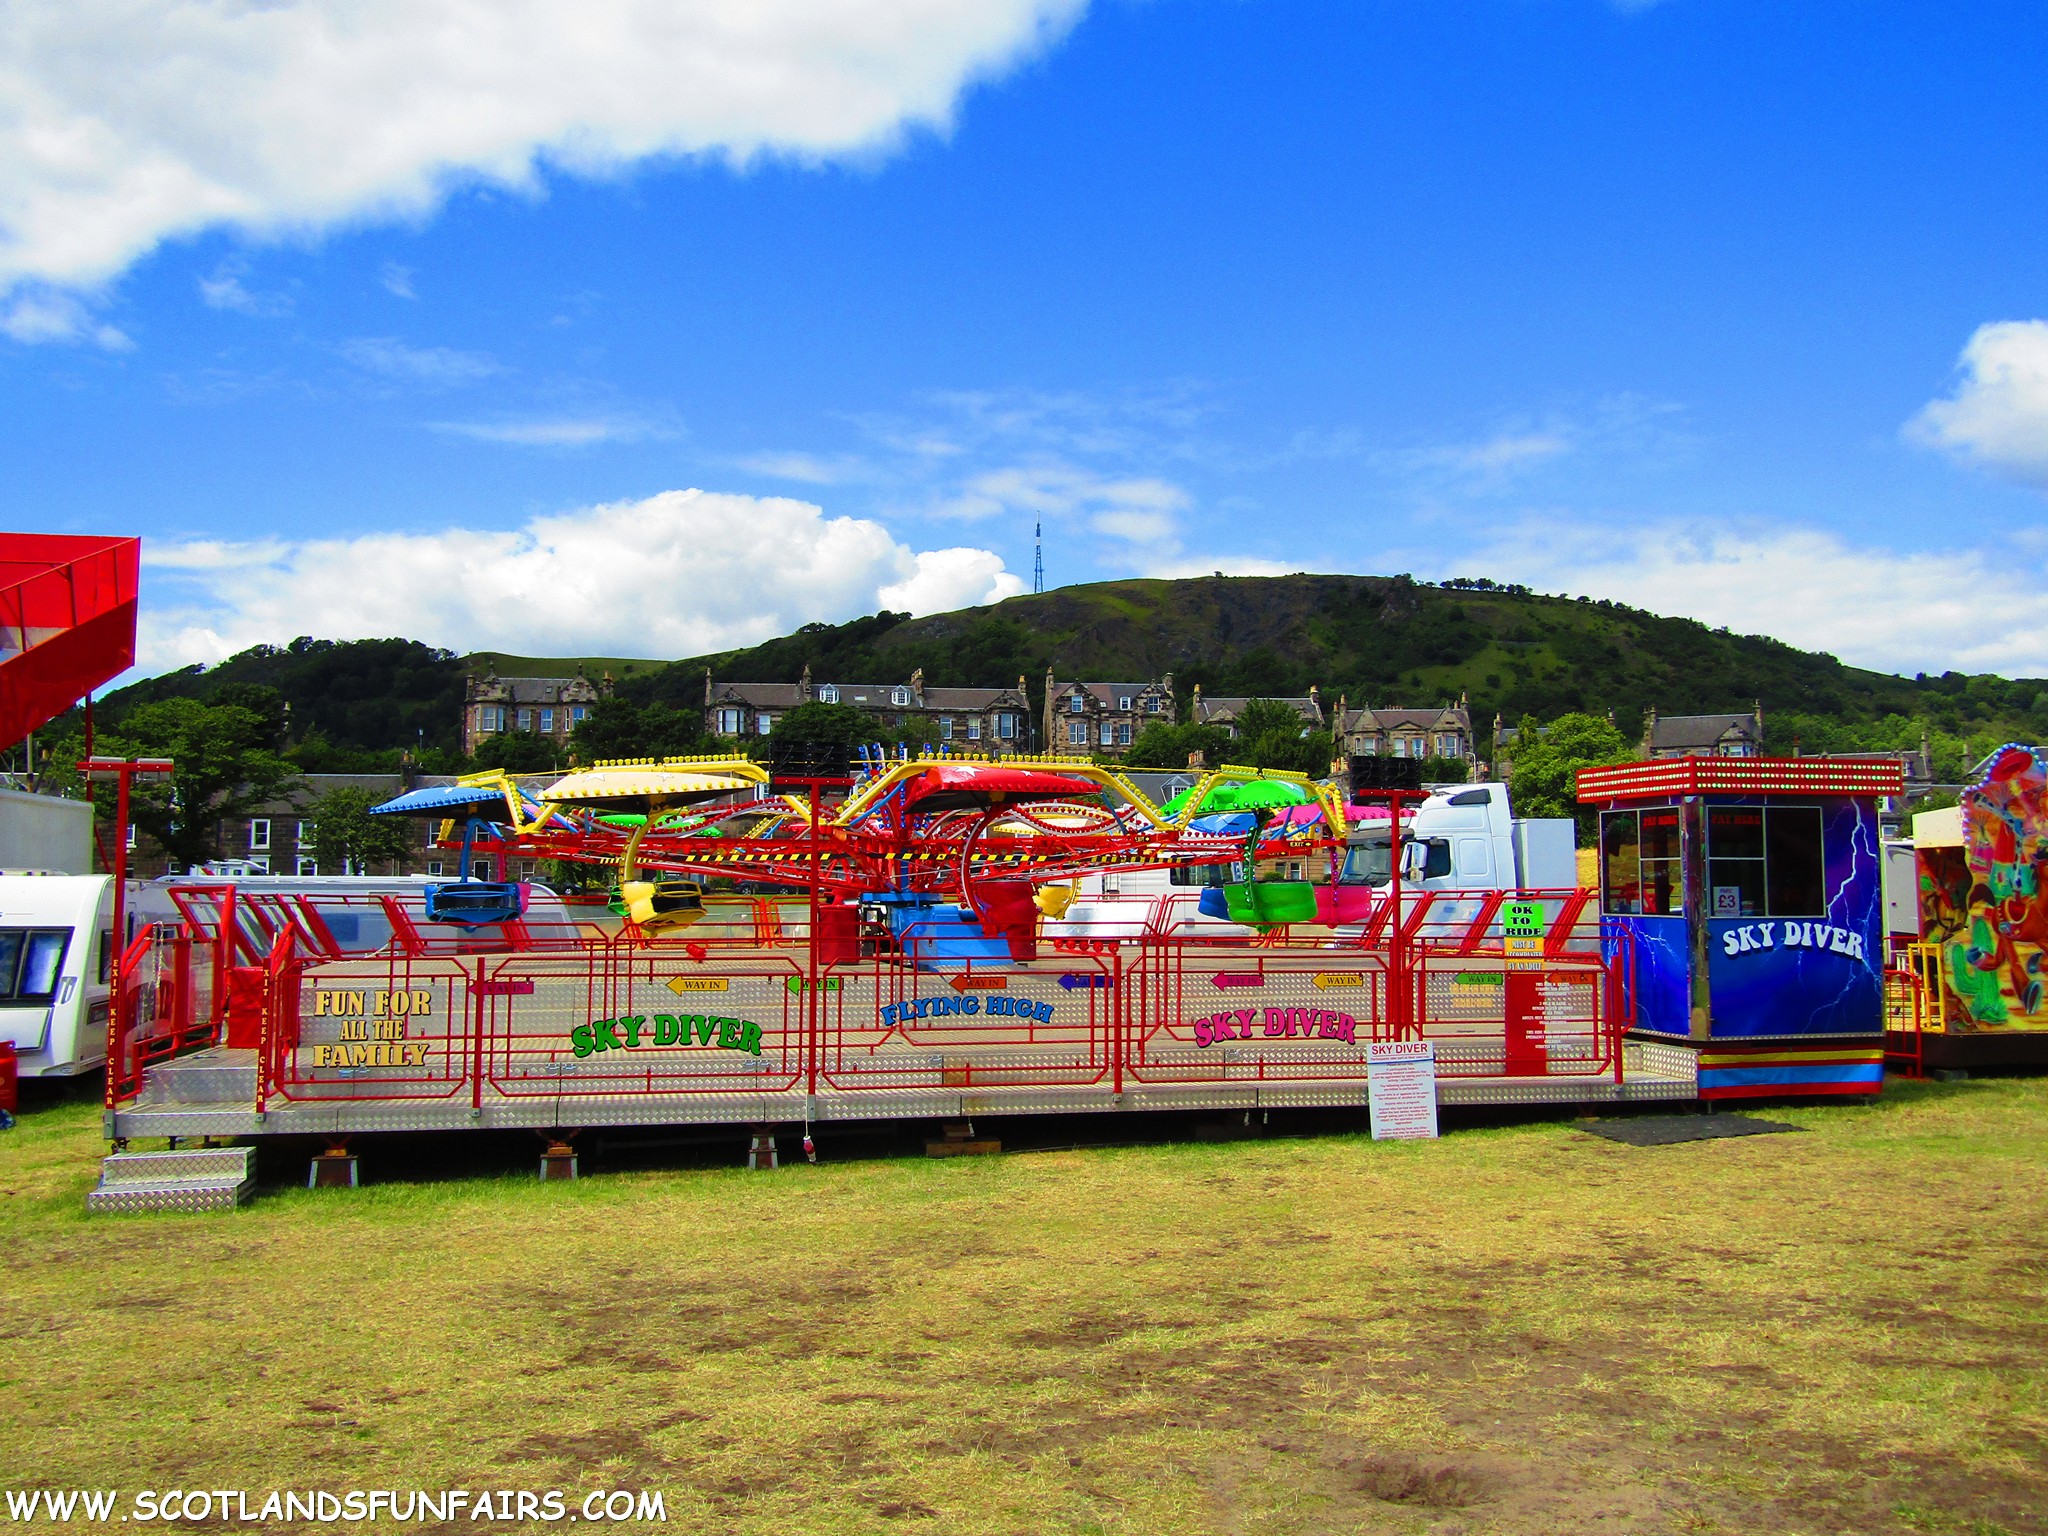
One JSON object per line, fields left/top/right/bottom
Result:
{"left": 625, "top": 574, "right": 2048, "bottom": 750}
{"left": 80, "top": 574, "right": 2048, "bottom": 772}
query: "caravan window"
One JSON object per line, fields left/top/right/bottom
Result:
{"left": 0, "top": 928, "right": 70, "bottom": 1003}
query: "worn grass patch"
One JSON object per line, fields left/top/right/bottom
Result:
{"left": 1, "top": 1079, "right": 2044, "bottom": 1534}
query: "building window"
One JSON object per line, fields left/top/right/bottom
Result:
{"left": 571, "top": 705, "right": 587, "bottom": 723}
{"left": 1117, "top": 722, "right": 1132, "bottom": 746}
{"left": 892, "top": 687, "right": 909, "bottom": 707}
{"left": 479, "top": 706, "right": 501, "bottom": 733}
{"left": 540, "top": 708, "right": 554, "bottom": 733}
{"left": 818, "top": 686, "right": 838, "bottom": 703}
{"left": 998, "top": 714, "right": 1016, "bottom": 740}
{"left": 1100, "top": 722, "right": 1114, "bottom": 747}
{"left": 1146, "top": 697, "right": 1161, "bottom": 713}
{"left": 515, "top": 708, "right": 532, "bottom": 731}
{"left": 296, "top": 820, "right": 310, "bottom": 848}
{"left": 249, "top": 818, "right": 270, "bottom": 851}
{"left": 967, "top": 717, "right": 981, "bottom": 740}
{"left": 717, "top": 708, "right": 744, "bottom": 735}
{"left": 940, "top": 717, "right": 954, "bottom": 740}
{"left": 1439, "top": 737, "right": 1462, "bottom": 758}
{"left": 757, "top": 713, "right": 773, "bottom": 735}
{"left": 1068, "top": 721, "right": 1087, "bottom": 747}
{"left": 1118, "top": 695, "right": 1132, "bottom": 711}
{"left": 427, "top": 860, "right": 445, "bottom": 877}
{"left": 124, "top": 824, "right": 137, "bottom": 850}
{"left": 472, "top": 857, "right": 494, "bottom": 882}
{"left": 1069, "top": 695, "right": 1085, "bottom": 713}
{"left": 296, "top": 857, "right": 317, "bottom": 877}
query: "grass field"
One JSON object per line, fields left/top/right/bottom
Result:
{"left": 2, "top": 1081, "right": 2045, "bottom": 1535}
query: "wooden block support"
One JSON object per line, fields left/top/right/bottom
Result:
{"left": 926, "top": 1121, "right": 1001, "bottom": 1158}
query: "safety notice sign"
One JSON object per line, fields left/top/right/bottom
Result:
{"left": 1367, "top": 1039, "right": 1439, "bottom": 1140}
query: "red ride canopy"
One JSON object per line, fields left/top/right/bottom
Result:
{"left": 900, "top": 765, "right": 1103, "bottom": 814}
{"left": 0, "top": 533, "right": 140, "bottom": 750}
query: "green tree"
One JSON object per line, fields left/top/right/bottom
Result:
{"left": 306, "top": 785, "right": 416, "bottom": 873}
{"left": 1124, "top": 721, "right": 1235, "bottom": 770}
{"left": 571, "top": 699, "right": 706, "bottom": 762}
{"left": 41, "top": 696, "right": 302, "bottom": 870}
{"left": 767, "top": 702, "right": 870, "bottom": 756}
{"left": 1506, "top": 712, "right": 1636, "bottom": 836}
{"left": 471, "top": 731, "right": 562, "bottom": 773}
{"left": 1231, "top": 698, "right": 1333, "bottom": 775}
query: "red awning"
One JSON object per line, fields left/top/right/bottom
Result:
{"left": 901, "top": 765, "right": 1103, "bottom": 814}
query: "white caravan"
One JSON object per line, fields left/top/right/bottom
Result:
{"left": 0, "top": 874, "right": 119, "bottom": 1078}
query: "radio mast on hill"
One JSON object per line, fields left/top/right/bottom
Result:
{"left": 1033, "top": 518, "right": 1044, "bottom": 594}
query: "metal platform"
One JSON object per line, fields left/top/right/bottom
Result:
{"left": 106, "top": 1043, "right": 1696, "bottom": 1140}
{"left": 86, "top": 1145, "right": 253, "bottom": 1214}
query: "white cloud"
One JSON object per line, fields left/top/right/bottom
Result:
{"left": 934, "top": 464, "right": 1189, "bottom": 529}
{"left": 431, "top": 416, "right": 658, "bottom": 447}
{"left": 0, "top": 285, "right": 129, "bottom": 349}
{"left": 1446, "top": 520, "right": 2048, "bottom": 677}
{"left": 380, "top": 263, "right": 417, "bottom": 300}
{"left": 198, "top": 261, "right": 291, "bottom": 317}
{"left": 0, "top": 0, "right": 1088, "bottom": 301}
{"left": 138, "top": 488, "right": 1023, "bottom": 671}
{"left": 1909, "top": 320, "right": 2048, "bottom": 488}
{"left": 733, "top": 450, "right": 869, "bottom": 484}
{"left": 341, "top": 336, "right": 500, "bottom": 384}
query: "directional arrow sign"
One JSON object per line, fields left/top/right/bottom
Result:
{"left": 1313, "top": 973, "right": 1364, "bottom": 990}
{"left": 667, "top": 976, "right": 730, "bottom": 994}
{"left": 1211, "top": 972, "right": 1264, "bottom": 989}
{"left": 1058, "top": 973, "right": 1110, "bottom": 990}
{"left": 950, "top": 974, "right": 1008, "bottom": 992}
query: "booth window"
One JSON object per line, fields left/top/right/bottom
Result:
{"left": 1600, "top": 807, "right": 1681, "bottom": 915}
{"left": 1707, "top": 804, "right": 1824, "bottom": 917}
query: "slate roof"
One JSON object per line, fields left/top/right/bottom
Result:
{"left": 1647, "top": 712, "right": 1760, "bottom": 751}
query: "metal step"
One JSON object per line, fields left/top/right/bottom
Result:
{"left": 87, "top": 1146, "right": 253, "bottom": 1214}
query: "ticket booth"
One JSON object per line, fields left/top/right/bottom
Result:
{"left": 1577, "top": 757, "right": 1902, "bottom": 1100}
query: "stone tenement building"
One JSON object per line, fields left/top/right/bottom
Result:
{"left": 463, "top": 670, "right": 604, "bottom": 755}
{"left": 1189, "top": 685, "right": 1326, "bottom": 738}
{"left": 1335, "top": 697, "right": 1474, "bottom": 761}
{"left": 1042, "top": 673, "right": 1176, "bottom": 757}
{"left": 705, "top": 667, "right": 1034, "bottom": 750}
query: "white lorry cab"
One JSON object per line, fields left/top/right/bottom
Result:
{"left": 0, "top": 874, "right": 118, "bottom": 1078}
{"left": 1346, "top": 782, "right": 1576, "bottom": 896}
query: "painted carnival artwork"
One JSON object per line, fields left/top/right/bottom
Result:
{"left": 1926, "top": 743, "right": 2048, "bottom": 1031}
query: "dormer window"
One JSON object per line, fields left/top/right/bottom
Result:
{"left": 1118, "top": 696, "right": 1132, "bottom": 711}
{"left": 1069, "top": 695, "right": 1084, "bottom": 713}
{"left": 818, "top": 685, "right": 838, "bottom": 704}
{"left": 892, "top": 687, "right": 909, "bottom": 707}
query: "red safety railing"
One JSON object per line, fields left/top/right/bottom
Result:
{"left": 109, "top": 884, "right": 1640, "bottom": 1113}
{"left": 105, "top": 924, "right": 218, "bottom": 1104}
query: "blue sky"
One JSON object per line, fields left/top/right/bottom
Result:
{"left": 7, "top": 0, "right": 2048, "bottom": 678}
